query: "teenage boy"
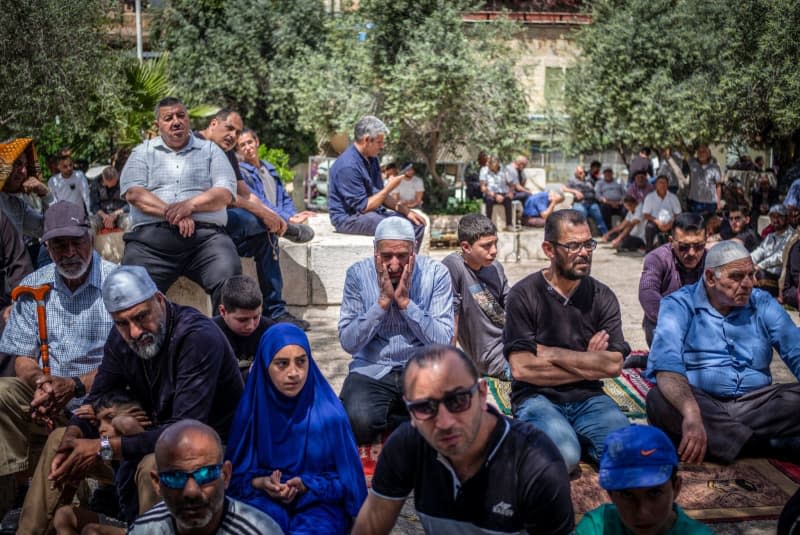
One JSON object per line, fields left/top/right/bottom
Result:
{"left": 576, "top": 425, "right": 712, "bottom": 535}
{"left": 602, "top": 196, "right": 646, "bottom": 252}
{"left": 442, "top": 214, "right": 509, "bottom": 378}
{"left": 213, "top": 275, "right": 275, "bottom": 378}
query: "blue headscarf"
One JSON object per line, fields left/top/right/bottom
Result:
{"left": 225, "top": 323, "right": 366, "bottom": 525}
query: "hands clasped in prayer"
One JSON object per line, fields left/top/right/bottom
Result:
{"left": 376, "top": 249, "right": 414, "bottom": 310}
{"left": 252, "top": 470, "right": 307, "bottom": 505}
{"left": 29, "top": 375, "right": 75, "bottom": 429}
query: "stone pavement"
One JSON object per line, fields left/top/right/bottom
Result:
{"left": 292, "top": 227, "right": 795, "bottom": 534}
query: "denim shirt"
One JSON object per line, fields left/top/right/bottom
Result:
{"left": 646, "top": 282, "right": 800, "bottom": 397}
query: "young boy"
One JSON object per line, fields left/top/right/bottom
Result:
{"left": 576, "top": 425, "right": 712, "bottom": 535}
{"left": 52, "top": 391, "right": 149, "bottom": 535}
{"left": 49, "top": 152, "right": 91, "bottom": 215}
{"left": 602, "top": 195, "right": 646, "bottom": 252}
{"left": 442, "top": 214, "right": 509, "bottom": 378}
{"left": 213, "top": 275, "right": 275, "bottom": 379}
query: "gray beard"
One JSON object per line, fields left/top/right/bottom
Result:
{"left": 129, "top": 325, "right": 166, "bottom": 360}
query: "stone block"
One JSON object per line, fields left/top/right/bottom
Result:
{"left": 309, "top": 234, "right": 374, "bottom": 305}
{"left": 279, "top": 238, "right": 310, "bottom": 306}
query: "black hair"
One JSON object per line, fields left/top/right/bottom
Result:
{"left": 457, "top": 213, "right": 497, "bottom": 244}
{"left": 402, "top": 345, "right": 479, "bottom": 395}
{"left": 92, "top": 390, "right": 141, "bottom": 414}
{"left": 154, "top": 96, "right": 184, "bottom": 119}
{"left": 640, "top": 147, "right": 652, "bottom": 157}
{"left": 241, "top": 127, "right": 258, "bottom": 139}
{"left": 672, "top": 212, "right": 706, "bottom": 235}
{"left": 212, "top": 108, "right": 237, "bottom": 121}
{"left": 727, "top": 204, "right": 750, "bottom": 215}
{"left": 590, "top": 160, "right": 602, "bottom": 169}
{"left": 220, "top": 275, "right": 262, "bottom": 311}
{"left": 544, "top": 209, "right": 587, "bottom": 243}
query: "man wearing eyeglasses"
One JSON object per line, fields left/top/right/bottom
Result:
{"left": 352, "top": 345, "right": 574, "bottom": 534}
{"left": 17, "top": 266, "right": 244, "bottom": 532}
{"left": 127, "top": 420, "right": 282, "bottom": 534}
{"left": 638, "top": 212, "right": 707, "bottom": 348}
{"left": 646, "top": 240, "right": 800, "bottom": 465}
{"left": 503, "top": 209, "right": 630, "bottom": 475}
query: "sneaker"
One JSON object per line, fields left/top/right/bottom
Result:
{"left": 274, "top": 312, "right": 311, "bottom": 331}
{"left": 0, "top": 508, "right": 20, "bottom": 534}
{"left": 283, "top": 223, "right": 314, "bottom": 243}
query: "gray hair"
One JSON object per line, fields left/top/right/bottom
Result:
{"left": 354, "top": 116, "right": 389, "bottom": 142}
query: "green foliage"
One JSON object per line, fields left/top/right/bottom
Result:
{"left": 257, "top": 145, "right": 294, "bottom": 185}
{"left": 563, "top": 0, "right": 800, "bottom": 158}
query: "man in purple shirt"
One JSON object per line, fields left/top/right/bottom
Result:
{"left": 638, "top": 213, "right": 706, "bottom": 347}
{"left": 328, "top": 116, "right": 425, "bottom": 247}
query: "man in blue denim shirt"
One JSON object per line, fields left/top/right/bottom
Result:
{"left": 646, "top": 240, "right": 800, "bottom": 465}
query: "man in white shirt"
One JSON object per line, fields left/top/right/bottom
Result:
{"left": 642, "top": 175, "right": 682, "bottom": 252}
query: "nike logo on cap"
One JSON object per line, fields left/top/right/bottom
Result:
{"left": 640, "top": 449, "right": 657, "bottom": 456}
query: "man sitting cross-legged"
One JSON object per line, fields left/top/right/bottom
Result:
{"left": 352, "top": 345, "right": 574, "bottom": 534}
{"left": 442, "top": 214, "right": 509, "bottom": 378}
{"left": 646, "top": 240, "right": 800, "bottom": 464}
{"left": 503, "top": 209, "right": 630, "bottom": 474}
{"left": 18, "top": 266, "right": 243, "bottom": 533}
{"left": 339, "top": 217, "right": 453, "bottom": 446}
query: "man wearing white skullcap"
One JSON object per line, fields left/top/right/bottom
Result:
{"left": 646, "top": 239, "right": 800, "bottom": 466}
{"left": 18, "top": 266, "right": 244, "bottom": 532}
{"left": 339, "top": 217, "right": 454, "bottom": 449}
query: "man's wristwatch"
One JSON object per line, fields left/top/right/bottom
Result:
{"left": 99, "top": 436, "right": 113, "bottom": 461}
{"left": 71, "top": 376, "right": 86, "bottom": 398}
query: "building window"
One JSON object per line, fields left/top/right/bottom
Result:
{"left": 544, "top": 66, "right": 566, "bottom": 104}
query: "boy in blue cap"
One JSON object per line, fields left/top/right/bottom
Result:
{"left": 576, "top": 425, "right": 711, "bottom": 534}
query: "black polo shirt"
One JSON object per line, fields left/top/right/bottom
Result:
{"left": 503, "top": 271, "right": 630, "bottom": 406}
{"left": 371, "top": 407, "right": 574, "bottom": 534}
{"left": 212, "top": 315, "right": 273, "bottom": 364}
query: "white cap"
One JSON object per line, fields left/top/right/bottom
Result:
{"left": 374, "top": 217, "right": 415, "bottom": 243}
{"left": 102, "top": 266, "right": 159, "bottom": 313}
{"left": 704, "top": 240, "right": 751, "bottom": 270}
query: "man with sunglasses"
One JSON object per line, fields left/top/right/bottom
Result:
{"left": 353, "top": 345, "right": 573, "bottom": 534}
{"left": 646, "top": 240, "right": 800, "bottom": 465}
{"left": 638, "top": 212, "right": 707, "bottom": 348}
{"left": 128, "top": 420, "right": 282, "bottom": 534}
{"left": 503, "top": 209, "right": 630, "bottom": 475}
{"left": 17, "top": 266, "right": 243, "bottom": 532}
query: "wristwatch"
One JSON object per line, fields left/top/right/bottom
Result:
{"left": 99, "top": 436, "right": 113, "bottom": 461}
{"left": 71, "top": 376, "right": 86, "bottom": 398}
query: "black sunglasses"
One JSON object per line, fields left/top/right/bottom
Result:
{"left": 405, "top": 383, "right": 479, "bottom": 421}
{"left": 676, "top": 242, "right": 705, "bottom": 252}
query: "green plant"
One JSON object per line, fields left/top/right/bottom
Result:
{"left": 258, "top": 145, "right": 294, "bottom": 185}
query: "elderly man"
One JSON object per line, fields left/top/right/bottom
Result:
{"left": 339, "top": 217, "right": 453, "bottom": 445}
{"left": 0, "top": 202, "right": 116, "bottom": 514}
{"left": 328, "top": 115, "right": 425, "bottom": 246}
{"left": 128, "top": 420, "right": 282, "bottom": 534}
{"left": 504, "top": 155, "right": 531, "bottom": 202}
{"left": 521, "top": 190, "right": 564, "bottom": 228}
{"left": 687, "top": 144, "right": 722, "bottom": 217}
{"left": 18, "top": 266, "right": 244, "bottom": 532}
{"left": 563, "top": 166, "right": 608, "bottom": 235}
{"left": 0, "top": 138, "right": 51, "bottom": 243}
{"left": 638, "top": 212, "right": 706, "bottom": 347}
{"left": 642, "top": 175, "right": 683, "bottom": 252}
{"left": 646, "top": 241, "right": 800, "bottom": 464}
{"left": 503, "top": 210, "right": 629, "bottom": 474}
{"left": 352, "top": 345, "right": 574, "bottom": 534}
{"left": 750, "top": 204, "right": 792, "bottom": 296}
{"left": 120, "top": 96, "right": 241, "bottom": 310}
{"left": 198, "top": 114, "right": 309, "bottom": 329}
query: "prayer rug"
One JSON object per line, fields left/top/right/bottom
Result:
{"left": 572, "top": 458, "right": 800, "bottom": 523}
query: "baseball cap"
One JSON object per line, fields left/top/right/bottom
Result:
{"left": 400, "top": 162, "right": 414, "bottom": 174}
{"left": 599, "top": 425, "right": 678, "bottom": 491}
{"left": 42, "top": 201, "right": 91, "bottom": 241}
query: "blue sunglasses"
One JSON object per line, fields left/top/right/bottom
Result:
{"left": 158, "top": 464, "right": 222, "bottom": 490}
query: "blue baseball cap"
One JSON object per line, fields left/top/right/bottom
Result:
{"left": 599, "top": 425, "right": 678, "bottom": 491}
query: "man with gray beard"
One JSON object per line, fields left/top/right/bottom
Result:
{"left": 0, "top": 201, "right": 116, "bottom": 522}
{"left": 17, "top": 266, "right": 243, "bottom": 533}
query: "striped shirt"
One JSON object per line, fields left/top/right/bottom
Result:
{"left": 339, "top": 255, "right": 454, "bottom": 379}
{"left": 0, "top": 252, "right": 116, "bottom": 378}
{"left": 120, "top": 134, "right": 237, "bottom": 229}
{"left": 127, "top": 498, "right": 283, "bottom": 534}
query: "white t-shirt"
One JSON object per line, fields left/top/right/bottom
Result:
{"left": 626, "top": 203, "right": 647, "bottom": 240}
{"left": 642, "top": 190, "right": 682, "bottom": 223}
{"left": 394, "top": 176, "right": 425, "bottom": 202}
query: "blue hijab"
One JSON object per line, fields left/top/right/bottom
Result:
{"left": 226, "top": 323, "right": 366, "bottom": 522}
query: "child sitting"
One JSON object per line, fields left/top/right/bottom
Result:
{"left": 576, "top": 425, "right": 712, "bottom": 534}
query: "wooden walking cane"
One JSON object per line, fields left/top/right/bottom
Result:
{"left": 11, "top": 284, "right": 51, "bottom": 375}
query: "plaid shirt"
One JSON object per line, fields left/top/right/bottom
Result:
{"left": 0, "top": 252, "right": 117, "bottom": 378}
{"left": 339, "top": 255, "right": 454, "bottom": 379}
{"left": 120, "top": 134, "right": 237, "bottom": 229}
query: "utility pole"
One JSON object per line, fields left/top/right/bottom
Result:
{"left": 135, "top": 0, "right": 143, "bottom": 62}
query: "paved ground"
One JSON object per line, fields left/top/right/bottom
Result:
{"left": 292, "top": 227, "right": 795, "bottom": 534}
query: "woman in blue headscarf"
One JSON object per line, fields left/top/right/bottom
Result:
{"left": 226, "top": 323, "right": 367, "bottom": 534}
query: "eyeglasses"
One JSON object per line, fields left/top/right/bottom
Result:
{"left": 158, "top": 464, "right": 222, "bottom": 490}
{"left": 676, "top": 242, "right": 705, "bottom": 252}
{"left": 405, "top": 383, "right": 479, "bottom": 421}
{"left": 550, "top": 239, "right": 597, "bottom": 253}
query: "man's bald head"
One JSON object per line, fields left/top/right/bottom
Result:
{"left": 155, "top": 420, "right": 223, "bottom": 470}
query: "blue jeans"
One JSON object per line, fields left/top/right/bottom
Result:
{"left": 514, "top": 393, "right": 629, "bottom": 472}
{"left": 689, "top": 200, "right": 717, "bottom": 217}
{"left": 572, "top": 201, "right": 609, "bottom": 234}
{"left": 225, "top": 208, "right": 286, "bottom": 319}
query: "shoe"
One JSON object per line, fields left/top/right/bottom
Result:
{"left": 0, "top": 508, "right": 20, "bottom": 534}
{"left": 274, "top": 312, "right": 311, "bottom": 331}
{"left": 283, "top": 223, "right": 314, "bottom": 243}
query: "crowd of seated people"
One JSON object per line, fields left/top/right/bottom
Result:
{"left": 5, "top": 114, "right": 800, "bottom": 535}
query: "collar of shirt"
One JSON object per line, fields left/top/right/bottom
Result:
{"left": 692, "top": 279, "right": 755, "bottom": 318}
{"left": 152, "top": 133, "right": 201, "bottom": 155}
{"left": 53, "top": 251, "right": 104, "bottom": 297}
